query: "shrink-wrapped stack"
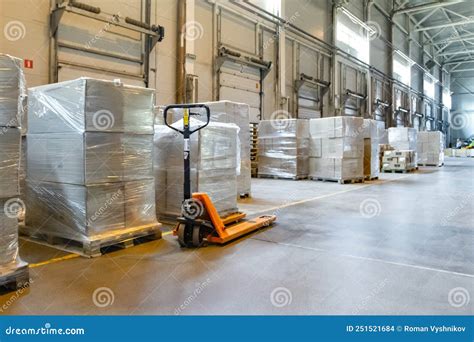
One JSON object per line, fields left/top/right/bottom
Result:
{"left": 25, "top": 78, "right": 160, "bottom": 244}
{"left": 308, "top": 117, "right": 364, "bottom": 181}
{"left": 417, "top": 131, "right": 444, "bottom": 166}
{"left": 257, "top": 119, "right": 309, "bottom": 179}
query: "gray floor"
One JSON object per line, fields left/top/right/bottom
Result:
{"left": 1, "top": 157, "right": 473, "bottom": 315}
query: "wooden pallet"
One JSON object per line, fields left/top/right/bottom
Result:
{"left": 257, "top": 174, "right": 307, "bottom": 180}
{"left": 250, "top": 123, "right": 259, "bottom": 178}
{"left": 382, "top": 167, "right": 418, "bottom": 173}
{"left": 0, "top": 261, "right": 30, "bottom": 292}
{"left": 239, "top": 193, "right": 251, "bottom": 199}
{"left": 309, "top": 176, "right": 365, "bottom": 184}
{"left": 20, "top": 224, "right": 162, "bottom": 258}
{"left": 364, "top": 176, "right": 379, "bottom": 181}
{"left": 418, "top": 163, "right": 444, "bottom": 167}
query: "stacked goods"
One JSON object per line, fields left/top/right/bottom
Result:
{"left": 388, "top": 127, "right": 417, "bottom": 151}
{"left": 382, "top": 150, "right": 417, "bottom": 172}
{"left": 452, "top": 149, "right": 474, "bottom": 157}
{"left": 204, "top": 101, "right": 251, "bottom": 197}
{"left": 379, "top": 144, "right": 395, "bottom": 171}
{"left": 25, "top": 78, "right": 160, "bottom": 249}
{"left": 257, "top": 119, "right": 309, "bottom": 179}
{"left": 154, "top": 118, "right": 240, "bottom": 219}
{"left": 308, "top": 117, "right": 364, "bottom": 182}
{"left": 444, "top": 148, "right": 454, "bottom": 157}
{"left": 0, "top": 54, "right": 28, "bottom": 286}
{"left": 362, "top": 119, "right": 386, "bottom": 179}
{"left": 417, "top": 131, "right": 445, "bottom": 166}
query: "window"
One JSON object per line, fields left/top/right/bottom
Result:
{"left": 424, "top": 76, "right": 435, "bottom": 99}
{"left": 336, "top": 8, "right": 370, "bottom": 63}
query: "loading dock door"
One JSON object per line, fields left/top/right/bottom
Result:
{"left": 219, "top": 60, "right": 261, "bottom": 123}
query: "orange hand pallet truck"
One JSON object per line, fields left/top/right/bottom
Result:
{"left": 163, "top": 104, "right": 276, "bottom": 248}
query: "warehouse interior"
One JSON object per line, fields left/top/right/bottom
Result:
{"left": 0, "top": 0, "right": 473, "bottom": 315}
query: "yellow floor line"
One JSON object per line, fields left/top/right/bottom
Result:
{"left": 162, "top": 231, "right": 173, "bottom": 236}
{"left": 29, "top": 254, "right": 80, "bottom": 268}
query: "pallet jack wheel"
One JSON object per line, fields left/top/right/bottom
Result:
{"left": 177, "top": 222, "right": 205, "bottom": 248}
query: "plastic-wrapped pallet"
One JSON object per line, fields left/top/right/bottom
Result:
{"left": 362, "top": 119, "right": 386, "bottom": 179}
{"left": 25, "top": 78, "right": 160, "bottom": 247}
{"left": 204, "top": 101, "right": 251, "bottom": 197}
{"left": 388, "top": 127, "right": 417, "bottom": 150}
{"left": 416, "top": 131, "right": 444, "bottom": 166}
{"left": 154, "top": 118, "right": 240, "bottom": 219}
{"left": 0, "top": 54, "right": 26, "bottom": 128}
{"left": 308, "top": 117, "right": 364, "bottom": 181}
{"left": 28, "top": 78, "right": 155, "bottom": 134}
{"left": 382, "top": 150, "right": 417, "bottom": 172}
{"left": 0, "top": 128, "right": 21, "bottom": 197}
{"left": 258, "top": 119, "right": 309, "bottom": 179}
{"left": 0, "top": 204, "right": 19, "bottom": 266}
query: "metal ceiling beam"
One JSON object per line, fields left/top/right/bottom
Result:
{"left": 450, "top": 67, "right": 474, "bottom": 72}
{"left": 393, "top": 1, "right": 464, "bottom": 15}
{"left": 438, "top": 49, "right": 474, "bottom": 56}
{"left": 425, "top": 33, "right": 474, "bottom": 45}
{"left": 443, "top": 58, "right": 474, "bottom": 65}
{"left": 415, "top": 18, "right": 474, "bottom": 32}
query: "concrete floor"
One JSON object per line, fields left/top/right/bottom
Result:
{"left": 1, "top": 157, "right": 473, "bottom": 315}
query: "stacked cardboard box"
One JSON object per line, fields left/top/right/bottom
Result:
{"left": 204, "top": 101, "right": 251, "bottom": 197}
{"left": 388, "top": 127, "right": 417, "bottom": 150}
{"left": 258, "top": 119, "right": 309, "bottom": 179}
{"left": 25, "top": 78, "right": 160, "bottom": 244}
{"left": 417, "top": 131, "right": 445, "bottom": 166}
{"left": 382, "top": 150, "right": 417, "bottom": 172}
{"left": 308, "top": 117, "right": 364, "bottom": 181}
{"left": 363, "top": 119, "right": 386, "bottom": 179}
{"left": 154, "top": 118, "right": 239, "bottom": 219}
{"left": 0, "top": 54, "right": 26, "bottom": 279}
{"left": 379, "top": 144, "right": 395, "bottom": 171}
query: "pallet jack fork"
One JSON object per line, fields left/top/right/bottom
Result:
{"left": 163, "top": 104, "right": 276, "bottom": 248}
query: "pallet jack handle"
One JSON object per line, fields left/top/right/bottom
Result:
{"left": 163, "top": 103, "right": 211, "bottom": 203}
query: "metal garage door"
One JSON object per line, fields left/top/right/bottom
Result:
{"left": 219, "top": 60, "right": 261, "bottom": 122}
{"left": 54, "top": 0, "right": 146, "bottom": 87}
